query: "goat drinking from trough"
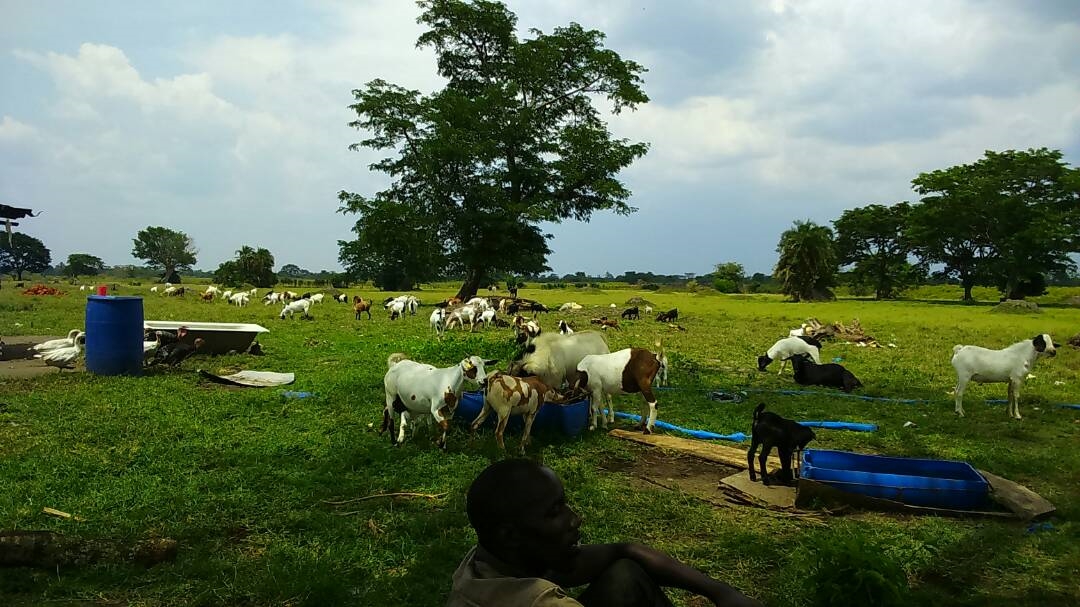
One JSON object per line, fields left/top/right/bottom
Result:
{"left": 747, "top": 403, "right": 815, "bottom": 486}
{"left": 381, "top": 354, "right": 493, "bottom": 449}
{"left": 470, "top": 372, "right": 557, "bottom": 455}
{"left": 575, "top": 347, "right": 664, "bottom": 433}
{"left": 952, "top": 333, "right": 1058, "bottom": 419}
{"left": 508, "top": 331, "right": 609, "bottom": 396}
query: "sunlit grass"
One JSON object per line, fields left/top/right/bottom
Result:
{"left": 1, "top": 279, "right": 1078, "bottom": 605}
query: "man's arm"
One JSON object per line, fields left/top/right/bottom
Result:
{"left": 547, "top": 543, "right": 760, "bottom": 606}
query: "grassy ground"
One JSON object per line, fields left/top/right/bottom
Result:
{"left": 1, "top": 280, "right": 1079, "bottom": 606}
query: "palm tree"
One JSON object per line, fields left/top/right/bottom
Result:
{"left": 773, "top": 220, "right": 838, "bottom": 301}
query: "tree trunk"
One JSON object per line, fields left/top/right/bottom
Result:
{"left": 455, "top": 268, "right": 485, "bottom": 301}
{"left": 162, "top": 268, "right": 181, "bottom": 284}
{"left": 15, "top": 269, "right": 23, "bottom": 281}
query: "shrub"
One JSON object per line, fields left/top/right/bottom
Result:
{"left": 640, "top": 283, "right": 660, "bottom": 291}
{"left": 799, "top": 530, "right": 909, "bottom": 607}
{"left": 712, "top": 278, "right": 737, "bottom": 293}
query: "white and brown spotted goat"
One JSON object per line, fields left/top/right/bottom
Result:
{"left": 575, "top": 346, "right": 665, "bottom": 433}
{"left": 471, "top": 372, "right": 557, "bottom": 454}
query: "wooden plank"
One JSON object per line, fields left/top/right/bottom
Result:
{"left": 978, "top": 470, "right": 1055, "bottom": 521}
{"left": 608, "top": 429, "right": 782, "bottom": 473}
{"left": 719, "top": 471, "right": 796, "bottom": 508}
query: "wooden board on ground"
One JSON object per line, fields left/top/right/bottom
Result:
{"left": 795, "top": 478, "right": 1016, "bottom": 519}
{"left": 719, "top": 471, "right": 796, "bottom": 508}
{"left": 979, "top": 470, "right": 1055, "bottom": 521}
{"left": 609, "top": 429, "right": 781, "bottom": 473}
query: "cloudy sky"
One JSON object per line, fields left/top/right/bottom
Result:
{"left": 2, "top": 1, "right": 1078, "bottom": 277}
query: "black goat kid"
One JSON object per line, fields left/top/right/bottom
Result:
{"left": 747, "top": 403, "right": 815, "bottom": 486}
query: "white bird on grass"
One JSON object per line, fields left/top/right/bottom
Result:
{"left": 35, "top": 336, "right": 83, "bottom": 371}
{"left": 31, "top": 329, "right": 82, "bottom": 352}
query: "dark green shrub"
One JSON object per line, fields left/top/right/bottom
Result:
{"left": 800, "top": 530, "right": 909, "bottom": 607}
{"left": 712, "top": 278, "right": 737, "bottom": 293}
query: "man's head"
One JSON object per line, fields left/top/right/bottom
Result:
{"left": 466, "top": 459, "right": 582, "bottom": 574}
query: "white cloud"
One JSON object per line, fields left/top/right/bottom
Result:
{"left": 0, "top": 115, "right": 36, "bottom": 141}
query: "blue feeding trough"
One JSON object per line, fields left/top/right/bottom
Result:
{"left": 455, "top": 391, "right": 591, "bottom": 437}
{"left": 800, "top": 449, "right": 989, "bottom": 509}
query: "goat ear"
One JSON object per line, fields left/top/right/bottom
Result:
{"left": 1032, "top": 334, "right": 1046, "bottom": 352}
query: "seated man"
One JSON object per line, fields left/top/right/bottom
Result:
{"left": 448, "top": 459, "right": 761, "bottom": 607}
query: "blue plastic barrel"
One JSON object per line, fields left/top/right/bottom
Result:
{"left": 85, "top": 295, "right": 144, "bottom": 376}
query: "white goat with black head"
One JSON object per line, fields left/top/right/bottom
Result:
{"left": 952, "top": 334, "right": 1058, "bottom": 419}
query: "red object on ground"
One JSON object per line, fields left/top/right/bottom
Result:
{"left": 97, "top": 285, "right": 108, "bottom": 296}
{"left": 22, "top": 284, "right": 64, "bottom": 296}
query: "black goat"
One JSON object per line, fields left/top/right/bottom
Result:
{"left": 621, "top": 306, "right": 639, "bottom": 320}
{"left": 747, "top": 403, "right": 815, "bottom": 486}
{"left": 655, "top": 308, "right": 678, "bottom": 322}
{"left": 790, "top": 353, "right": 863, "bottom": 392}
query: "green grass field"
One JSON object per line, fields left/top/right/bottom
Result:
{"left": 1, "top": 280, "right": 1078, "bottom": 606}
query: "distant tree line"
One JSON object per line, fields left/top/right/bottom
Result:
{"left": 771, "top": 148, "right": 1080, "bottom": 301}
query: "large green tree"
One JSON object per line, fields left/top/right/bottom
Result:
{"left": 833, "top": 202, "right": 924, "bottom": 299}
{"left": 0, "top": 232, "right": 51, "bottom": 280}
{"left": 215, "top": 246, "right": 276, "bottom": 288}
{"left": 910, "top": 148, "right": 1080, "bottom": 300}
{"left": 65, "top": 253, "right": 105, "bottom": 279}
{"left": 773, "top": 221, "right": 838, "bottom": 302}
{"left": 132, "top": 226, "right": 197, "bottom": 284}
{"left": 338, "top": 0, "right": 649, "bottom": 299}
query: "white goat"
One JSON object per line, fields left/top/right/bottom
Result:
{"left": 221, "top": 290, "right": 234, "bottom": 301}
{"left": 150, "top": 286, "right": 159, "bottom": 293}
{"left": 229, "top": 292, "right": 250, "bottom": 307}
{"left": 381, "top": 354, "right": 492, "bottom": 449}
{"left": 309, "top": 293, "right": 325, "bottom": 304}
{"left": 386, "top": 299, "right": 406, "bottom": 320}
{"left": 429, "top": 308, "right": 447, "bottom": 336}
{"left": 576, "top": 347, "right": 664, "bottom": 433}
{"left": 445, "top": 304, "right": 479, "bottom": 331}
{"left": 263, "top": 292, "right": 282, "bottom": 305}
{"left": 478, "top": 308, "right": 497, "bottom": 328}
{"left": 758, "top": 336, "right": 822, "bottom": 375}
{"left": 509, "top": 331, "right": 609, "bottom": 392}
{"left": 952, "top": 334, "right": 1058, "bottom": 419}
{"left": 644, "top": 305, "right": 653, "bottom": 314}
{"left": 280, "top": 298, "right": 312, "bottom": 319}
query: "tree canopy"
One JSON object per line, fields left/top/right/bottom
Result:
{"left": 909, "top": 148, "right": 1080, "bottom": 299}
{"left": 0, "top": 232, "right": 51, "bottom": 280}
{"left": 65, "top": 253, "right": 105, "bottom": 279}
{"left": 338, "top": 0, "right": 649, "bottom": 297}
{"left": 774, "top": 221, "right": 837, "bottom": 302}
{"left": 215, "top": 246, "right": 276, "bottom": 288}
{"left": 132, "top": 226, "right": 197, "bottom": 284}
{"left": 834, "top": 203, "right": 924, "bottom": 299}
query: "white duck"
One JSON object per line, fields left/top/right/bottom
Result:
{"left": 31, "top": 329, "right": 82, "bottom": 352}
{"left": 35, "top": 335, "right": 83, "bottom": 371}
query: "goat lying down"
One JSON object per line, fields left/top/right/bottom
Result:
{"left": 747, "top": 403, "right": 815, "bottom": 486}
{"left": 952, "top": 333, "right": 1058, "bottom": 419}
{"left": 790, "top": 353, "right": 862, "bottom": 392}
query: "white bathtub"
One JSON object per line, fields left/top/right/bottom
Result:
{"left": 144, "top": 321, "right": 269, "bottom": 355}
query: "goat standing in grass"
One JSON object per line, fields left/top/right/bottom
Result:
{"left": 952, "top": 334, "right": 1058, "bottom": 419}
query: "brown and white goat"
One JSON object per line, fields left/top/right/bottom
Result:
{"left": 575, "top": 347, "right": 664, "bottom": 433}
{"left": 471, "top": 372, "right": 557, "bottom": 454}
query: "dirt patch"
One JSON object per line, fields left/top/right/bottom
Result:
{"left": 0, "top": 336, "right": 84, "bottom": 378}
{"left": 601, "top": 448, "right": 741, "bottom": 506}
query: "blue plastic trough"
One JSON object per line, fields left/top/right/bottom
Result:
{"left": 800, "top": 449, "right": 990, "bottom": 510}
{"left": 455, "top": 391, "right": 590, "bottom": 437}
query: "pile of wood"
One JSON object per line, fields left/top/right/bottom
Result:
{"left": 803, "top": 318, "right": 879, "bottom": 347}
